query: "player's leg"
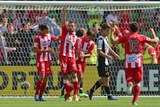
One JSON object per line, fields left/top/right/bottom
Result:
{"left": 71, "top": 72, "right": 80, "bottom": 101}
{"left": 35, "top": 73, "right": 43, "bottom": 101}
{"left": 34, "top": 61, "right": 44, "bottom": 101}
{"left": 39, "top": 61, "right": 52, "bottom": 101}
{"left": 100, "top": 66, "right": 117, "bottom": 100}
{"left": 60, "top": 56, "right": 73, "bottom": 101}
{"left": 87, "top": 66, "right": 103, "bottom": 100}
{"left": 77, "top": 62, "right": 88, "bottom": 98}
{"left": 125, "top": 68, "right": 134, "bottom": 95}
{"left": 39, "top": 74, "right": 48, "bottom": 101}
{"left": 77, "top": 63, "right": 83, "bottom": 98}
{"left": 62, "top": 73, "right": 73, "bottom": 102}
{"left": 59, "top": 72, "right": 65, "bottom": 98}
{"left": 69, "top": 57, "right": 79, "bottom": 101}
{"left": 132, "top": 67, "right": 143, "bottom": 105}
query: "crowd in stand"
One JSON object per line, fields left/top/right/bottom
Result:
{"left": 0, "top": 6, "right": 160, "bottom": 65}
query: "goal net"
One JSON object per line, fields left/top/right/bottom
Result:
{"left": 0, "top": 1, "right": 160, "bottom": 97}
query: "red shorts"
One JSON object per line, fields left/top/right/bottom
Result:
{"left": 76, "top": 62, "right": 86, "bottom": 76}
{"left": 59, "top": 55, "right": 77, "bottom": 74}
{"left": 125, "top": 67, "right": 143, "bottom": 84}
{"left": 36, "top": 61, "right": 52, "bottom": 76}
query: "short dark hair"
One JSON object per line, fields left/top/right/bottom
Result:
{"left": 101, "top": 23, "right": 110, "bottom": 31}
{"left": 7, "top": 23, "right": 13, "bottom": 27}
{"left": 22, "top": 23, "right": 28, "bottom": 28}
{"left": 87, "top": 29, "right": 95, "bottom": 38}
{"left": 76, "top": 29, "right": 84, "bottom": 37}
{"left": 39, "top": 24, "right": 49, "bottom": 31}
{"left": 130, "top": 22, "right": 139, "bottom": 32}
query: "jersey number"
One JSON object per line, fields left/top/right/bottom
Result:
{"left": 129, "top": 39, "right": 139, "bottom": 52}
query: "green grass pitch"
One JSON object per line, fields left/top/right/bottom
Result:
{"left": 0, "top": 97, "right": 159, "bottom": 107}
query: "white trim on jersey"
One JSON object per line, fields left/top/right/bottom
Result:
{"left": 39, "top": 36, "right": 43, "bottom": 62}
{"left": 44, "top": 36, "right": 48, "bottom": 61}
{"left": 63, "top": 33, "right": 67, "bottom": 56}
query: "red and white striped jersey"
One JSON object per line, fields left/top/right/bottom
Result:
{"left": 118, "top": 32, "right": 152, "bottom": 68}
{"left": 59, "top": 26, "right": 78, "bottom": 57}
{"left": 76, "top": 36, "right": 95, "bottom": 63}
{"left": 33, "top": 33, "right": 58, "bottom": 62}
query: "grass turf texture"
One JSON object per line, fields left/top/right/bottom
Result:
{"left": 0, "top": 97, "right": 159, "bottom": 107}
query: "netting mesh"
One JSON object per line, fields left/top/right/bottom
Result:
{"left": 0, "top": 2, "right": 160, "bottom": 96}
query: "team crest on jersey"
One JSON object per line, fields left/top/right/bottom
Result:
{"left": 34, "top": 43, "right": 38, "bottom": 47}
{"left": 146, "top": 37, "right": 151, "bottom": 41}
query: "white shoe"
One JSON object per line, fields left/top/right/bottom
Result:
{"left": 127, "top": 82, "right": 133, "bottom": 95}
{"left": 132, "top": 102, "right": 138, "bottom": 106}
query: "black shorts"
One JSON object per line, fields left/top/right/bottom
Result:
{"left": 97, "top": 65, "right": 110, "bottom": 77}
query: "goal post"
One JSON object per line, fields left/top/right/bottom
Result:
{"left": 0, "top": 1, "right": 160, "bottom": 97}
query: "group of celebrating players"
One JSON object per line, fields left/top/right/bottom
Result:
{"left": 32, "top": 7, "right": 159, "bottom": 106}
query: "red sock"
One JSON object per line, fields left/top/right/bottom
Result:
{"left": 64, "top": 82, "right": 72, "bottom": 97}
{"left": 39, "top": 81, "right": 47, "bottom": 98}
{"left": 35, "top": 80, "right": 41, "bottom": 95}
{"left": 73, "top": 81, "right": 79, "bottom": 95}
{"left": 133, "top": 85, "right": 140, "bottom": 103}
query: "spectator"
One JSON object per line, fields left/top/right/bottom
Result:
{"left": 37, "top": 11, "right": 61, "bottom": 36}
{"left": 3, "top": 23, "right": 17, "bottom": 64}
{"left": 92, "top": 22, "right": 101, "bottom": 42}
{"left": 0, "top": 15, "right": 8, "bottom": 34}
{"left": 15, "top": 22, "right": 35, "bottom": 65}
{"left": 87, "top": 7, "right": 104, "bottom": 28}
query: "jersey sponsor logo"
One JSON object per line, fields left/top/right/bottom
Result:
{"left": 34, "top": 43, "right": 38, "bottom": 47}
{"left": 146, "top": 37, "right": 151, "bottom": 41}
{"left": 126, "top": 54, "right": 141, "bottom": 62}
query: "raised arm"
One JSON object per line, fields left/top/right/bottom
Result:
{"left": 111, "top": 29, "right": 119, "bottom": 44}
{"left": 149, "top": 28, "right": 159, "bottom": 44}
{"left": 62, "top": 7, "right": 67, "bottom": 26}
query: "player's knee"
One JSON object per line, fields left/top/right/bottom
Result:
{"left": 62, "top": 74, "right": 68, "bottom": 79}
{"left": 134, "top": 82, "right": 140, "bottom": 86}
{"left": 71, "top": 72, "right": 77, "bottom": 79}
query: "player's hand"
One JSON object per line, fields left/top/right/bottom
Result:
{"left": 79, "top": 51, "right": 85, "bottom": 58}
{"left": 111, "top": 19, "right": 116, "bottom": 27}
{"left": 12, "top": 47, "right": 16, "bottom": 51}
{"left": 47, "top": 48, "right": 54, "bottom": 54}
{"left": 156, "top": 37, "right": 159, "bottom": 42}
{"left": 114, "top": 54, "right": 120, "bottom": 60}
{"left": 107, "top": 55, "right": 113, "bottom": 60}
{"left": 148, "top": 28, "right": 154, "bottom": 34}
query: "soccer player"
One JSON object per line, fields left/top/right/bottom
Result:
{"left": 76, "top": 29, "right": 95, "bottom": 98}
{"left": 111, "top": 23, "right": 159, "bottom": 105}
{"left": 59, "top": 7, "right": 79, "bottom": 101}
{"left": 87, "top": 23, "right": 120, "bottom": 101}
{"left": 33, "top": 24, "right": 60, "bottom": 101}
